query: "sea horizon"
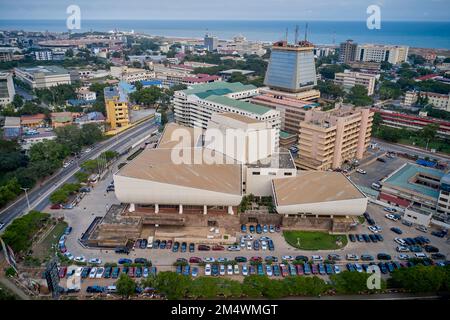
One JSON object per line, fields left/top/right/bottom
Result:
{"left": 1, "top": 19, "right": 449, "bottom": 49}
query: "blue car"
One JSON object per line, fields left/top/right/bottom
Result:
{"left": 273, "top": 264, "right": 281, "bottom": 276}
{"left": 378, "top": 263, "right": 388, "bottom": 274}
{"left": 325, "top": 264, "right": 333, "bottom": 275}
{"left": 150, "top": 267, "right": 157, "bottom": 275}
{"left": 181, "top": 242, "right": 187, "bottom": 252}
{"left": 241, "top": 224, "right": 247, "bottom": 232}
{"left": 289, "top": 264, "right": 297, "bottom": 276}
{"left": 212, "top": 264, "right": 219, "bottom": 276}
{"left": 176, "top": 265, "right": 182, "bottom": 274}
{"left": 249, "top": 225, "right": 255, "bottom": 233}
{"left": 303, "top": 263, "right": 311, "bottom": 275}
{"left": 346, "top": 263, "right": 355, "bottom": 272}
{"left": 182, "top": 265, "right": 190, "bottom": 276}
{"left": 256, "top": 224, "right": 262, "bottom": 234}
{"left": 257, "top": 264, "right": 264, "bottom": 275}
{"left": 118, "top": 258, "right": 132, "bottom": 265}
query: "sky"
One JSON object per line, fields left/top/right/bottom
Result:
{"left": 0, "top": 0, "right": 449, "bottom": 21}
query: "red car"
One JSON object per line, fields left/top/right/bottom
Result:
{"left": 279, "top": 264, "right": 289, "bottom": 277}
{"left": 58, "top": 267, "right": 67, "bottom": 278}
{"left": 250, "top": 256, "right": 262, "bottom": 263}
{"left": 50, "top": 204, "right": 62, "bottom": 209}
{"left": 166, "top": 240, "right": 173, "bottom": 249}
{"left": 128, "top": 267, "right": 135, "bottom": 277}
{"left": 296, "top": 264, "right": 304, "bottom": 275}
{"left": 212, "top": 245, "right": 224, "bottom": 251}
{"left": 189, "top": 257, "right": 202, "bottom": 263}
{"left": 198, "top": 245, "right": 211, "bottom": 251}
{"left": 311, "top": 264, "right": 319, "bottom": 274}
{"left": 60, "top": 245, "right": 67, "bottom": 253}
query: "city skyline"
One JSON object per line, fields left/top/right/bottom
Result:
{"left": 1, "top": 0, "right": 449, "bottom": 21}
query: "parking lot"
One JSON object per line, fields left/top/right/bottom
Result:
{"left": 349, "top": 155, "right": 409, "bottom": 189}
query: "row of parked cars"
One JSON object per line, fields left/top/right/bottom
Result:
{"left": 241, "top": 224, "right": 280, "bottom": 234}
{"left": 348, "top": 233, "right": 383, "bottom": 243}
{"left": 65, "top": 265, "right": 158, "bottom": 280}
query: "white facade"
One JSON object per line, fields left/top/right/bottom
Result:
{"left": 14, "top": 66, "right": 72, "bottom": 89}
{"left": 274, "top": 198, "right": 368, "bottom": 216}
{"left": 110, "top": 66, "right": 155, "bottom": 83}
{"left": 34, "top": 50, "right": 53, "bottom": 61}
{"left": 356, "top": 44, "right": 409, "bottom": 64}
{"left": 0, "top": 72, "right": 15, "bottom": 106}
{"left": 334, "top": 71, "right": 377, "bottom": 96}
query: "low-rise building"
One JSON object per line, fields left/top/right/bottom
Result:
{"left": 76, "top": 87, "right": 97, "bottom": 101}
{"left": 20, "top": 113, "right": 46, "bottom": 128}
{"left": 334, "top": 70, "right": 377, "bottom": 96}
{"left": 14, "top": 65, "right": 73, "bottom": 89}
{"left": 375, "top": 109, "right": 450, "bottom": 139}
{"left": 0, "top": 72, "right": 15, "bottom": 106}
{"left": 21, "top": 130, "right": 57, "bottom": 150}
{"left": 3, "top": 116, "right": 21, "bottom": 140}
{"left": 110, "top": 66, "right": 155, "bottom": 83}
{"left": 51, "top": 112, "right": 74, "bottom": 128}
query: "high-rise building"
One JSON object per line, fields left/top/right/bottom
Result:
{"left": 339, "top": 39, "right": 357, "bottom": 63}
{"left": 356, "top": 44, "right": 409, "bottom": 64}
{"left": 0, "top": 72, "right": 16, "bottom": 106}
{"left": 204, "top": 33, "right": 218, "bottom": 52}
{"left": 264, "top": 40, "right": 317, "bottom": 93}
{"left": 334, "top": 70, "right": 377, "bottom": 96}
{"left": 104, "top": 86, "right": 130, "bottom": 130}
{"left": 296, "top": 103, "right": 373, "bottom": 171}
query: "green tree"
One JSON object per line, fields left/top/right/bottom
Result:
{"left": 11, "top": 94, "right": 24, "bottom": 109}
{"left": 421, "top": 123, "right": 439, "bottom": 142}
{"left": 331, "top": 271, "right": 386, "bottom": 294}
{"left": 116, "top": 274, "right": 136, "bottom": 298}
{"left": 345, "top": 85, "right": 373, "bottom": 106}
{"left": 153, "top": 271, "right": 191, "bottom": 299}
{"left": 390, "top": 265, "right": 448, "bottom": 293}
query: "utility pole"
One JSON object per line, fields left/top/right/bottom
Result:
{"left": 21, "top": 187, "right": 31, "bottom": 210}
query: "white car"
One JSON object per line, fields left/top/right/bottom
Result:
{"left": 368, "top": 226, "right": 382, "bottom": 233}
{"left": 227, "top": 264, "right": 233, "bottom": 275}
{"left": 74, "top": 267, "right": 83, "bottom": 277}
{"left": 415, "top": 253, "right": 427, "bottom": 259}
{"left": 266, "top": 265, "right": 273, "bottom": 276}
{"left": 233, "top": 264, "right": 239, "bottom": 275}
{"left": 89, "top": 258, "right": 102, "bottom": 265}
{"left": 396, "top": 246, "right": 409, "bottom": 252}
{"left": 74, "top": 256, "right": 86, "bottom": 263}
{"left": 204, "top": 257, "right": 215, "bottom": 263}
{"left": 398, "top": 254, "right": 410, "bottom": 260}
{"left": 346, "top": 254, "right": 359, "bottom": 261}
{"left": 219, "top": 264, "right": 226, "bottom": 276}
{"left": 394, "top": 237, "right": 406, "bottom": 246}
{"left": 385, "top": 214, "right": 398, "bottom": 221}
{"left": 260, "top": 236, "right": 271, "bottom": 241}
{"left": 242, "top": 264, "right": 248, "bottom": 276}
{"left": 217, "top": 257, "right": 228, "bottom": 263}
{"left": 95, "top": 267, "right": 105, "bottom": 278}
{"left": 356, "top": 169, "right": 367, "bottom": 174}
{"left": 247, "top": 242, "right": 252, "bottom": 250}
{"left": 334, "top": 265, "right": 341, "bottom": 274}
{"left": 240, "top": 241, "right": 246, "bottom": 248}
{"left": 64, "top": 252, "right": 74, "bottom": 260}
{"left": 261, "top": 241, "right": 268, "bottom": 250}
{"left": 89, "top": 267, "right": 97, "bottom": 278}
{"left": 0, "top": 222, "right": 4, "bottom": 230}
{"left": 354, "top": 263, "right": 363, "bottom": 273}
{"left": 282, "top": 255, "right": 294, "bottom": 261}
{"left": 227, "top": 245, "right": 240, "bottom": 251}
{"left": 242, "top": 235, "right": 253, "bottom": 241}
{"left": 204, "top": 264, "right": 212, "bottom": 276}
{"left": 311, "top": 255, "right": 323, "bottom": 261}
{"left": 416, "top": 226, "right": 428, "bottom": 233}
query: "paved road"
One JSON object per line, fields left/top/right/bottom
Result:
{"left": 0, "top": 119, "right": 158, "bottom": 228}
{"left": 372, "top": 138, "right": 450, "bottom": 163}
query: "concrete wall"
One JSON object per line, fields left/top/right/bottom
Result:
{"left": 114, "top": 175, "right": 242, "bottom": 206}
{"left": 275, "top": 198, "right": 368, "bottom": 216}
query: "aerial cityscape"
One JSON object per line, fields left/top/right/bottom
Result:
{"left": 0, "top": 0, "right": 449, "bottom": 307}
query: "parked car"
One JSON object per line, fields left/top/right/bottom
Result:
{"left": 204, "top": 264, "right": 212, "bottom": 276}
{"left": 172, "top": 241, "right": 179, "bottom": 252}
{"left": 327, "top": 254, "right": 341, "bottom": 261}
{"left": 431, "top": 253, "right": 446, "bottom": 260}
{"left": 269, "top": 225, "right": 275, "bottom": 233}
{"left": 189, "top": 243, "right": 195, "bottom": 252}
{"left": 416, "top": 225, "right": 428, "bottom": 233}
{"left": 377, "top": 253, "right": 392, "bottom": 260}
{"left": 256, "top": 224, "right": 262, "bottom": 234}
{"left": 346, "top": 254, "right": 359, "bottom": 261}
{"left": 281, "top": 255, "right": 294, "bottom": 261}
{"left": 241, "top": 224, "right": 247, "bottom": 233}
{"left": 118, "top": 258, "right": 132, "bottom": 265}
{"left": 401, "top": 219, "right": 413, "bottom": 227}
{"left": 272, "top": 264, "right": 280, "bottom": 276}
{"left": 318, "top": 263, "right": 326, "bottom": 275}
{"left": 249, "top": 225, "right": 255, "bottom": 233}
{"left": 191, "top": 267, "right": 199, "bottom": 277}
{"left": 333, "top": 265, "right": 341, "bottom": 274}
{"left": 356, "top": 168, "right": 367, "bottom": 174}
{"left": 349, "top": 234, "right": 356, "bottom": 242}
{"left": 198, "top": 244, "right": 211, "bottom": 251}
{"left": 134, "top": 258, "right": 148, "bottom": 264}
{"left": 377, "top": 157, "right": 386, "bottom": 163}
{"left": 424, "top": 245, "right": 439, "bottom": 253}
{"left": 361, "top": 254, "right": 374, "bottom": 261}
{"left": 227, "top": 245, "right": 240, "bottom": 251}
{"left": 242, "top": 264, "right": 249, "bottom": 276}
{"left": 95, "top": 267, "right": 105, "bottom": 278}
{"left": 303, "top": 263, "right": 311, "bottom": 275}
{"left": 311, "top": 255, "right": 323, "bottom": 261}
{"left": 212, "top": 245, "right": 224, "bottom": 251}
{"left": 390, "top": 227, "right": 403, "bottom": 234}
{"left": 181, "top": 242, "right": 187, "bottom": 252}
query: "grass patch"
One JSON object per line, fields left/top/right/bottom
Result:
{"left": 357, "top": 216, "right": 365, "bottom": 224}
{"left": 283, "top": 230, "right": 348, "bottom": 250}
{"left": 32, "top": 221, "right": 68, "bottom": 262}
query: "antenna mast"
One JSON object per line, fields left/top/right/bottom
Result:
{"left": 285, "top": 28, "right": 288, "bottom": 42}
{"left": 304, "top": 23, "right": 308, "bottom": 41}
{"left": 294, "top": 25, "right": 299, "bottom": 44}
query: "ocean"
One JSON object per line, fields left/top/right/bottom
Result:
{"left": 0, "top": 20, "right": 449, "bottom": 49}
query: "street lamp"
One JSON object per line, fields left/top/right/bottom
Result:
{"left": 21, "top": 187, "right": 31, "bottom": 210}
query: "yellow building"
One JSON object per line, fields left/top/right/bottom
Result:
{"left": 104, "top": 86, "right": 130, "bottom": 130}
{"left": 295, "top": 103, "right": 373, "bottom": 171}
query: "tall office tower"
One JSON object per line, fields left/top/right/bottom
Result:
{"left": 339, "top": 39, "right": 358, "bottom": 63}
{"left": 264, "top": 40, "right": 317, "bottom": 93}
{"left": 204, "top": 33, "right": 218, "bottom": 52}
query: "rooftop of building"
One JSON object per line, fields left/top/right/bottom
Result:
{"left": 75, "top": 112, "right": 106, "bottom": 123}
{"left": 51, "top": 112, "right": 73, "bottom": 123}
{"left": 180, "top": 81, "right": 257, "bottom": 99}
{"left": 272, "top": 171, "right": 366, "bottom": 206}
{"left": 382, "top": 163, "right": 446, "bottom": 199}
{"left": 251, "top": 94, "right": 319, "bottom": 109}
{"left": 219, "top": 69, "right": 255, "bottom": 75}
{"left": 247, "top": 151, "right": 295, "bottom": 170}
{"left": 205, "top": 95, "right": 272, "bottom": 116}
{"left": 15, "top": 65, "right": 69, "bottom": 75}
{"left": 215, "top": 112, "right": 262, "bottom": 124}
{"left": 279, "top": 130, "right": 296, "bottom": 139}
{"left": 116, "top": 147, "right": 242, "bottom": 195}
{"left": 4, "top": 116, "right": 21, "bottom": 127}
{"left": 157, "top": 122, "right": 203, "bottom": 149}
{"left": 20, "top": 113, "right": 46, "bottom": 121}
{"left": 182, "top": 74, "right": 221, "bottom": 83}
{"left": 104, "top": 86, "right": 128, "bottom": 103}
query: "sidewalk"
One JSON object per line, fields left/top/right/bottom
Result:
{"left": 0, "top": 277, "right": 31, "bottom": 300}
